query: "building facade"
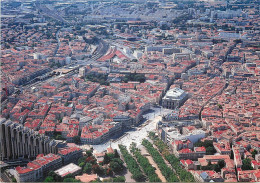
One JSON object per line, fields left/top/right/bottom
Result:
{"left": 57, "top": 147, "right": 83, "bottom": 165}
{"left": 0, "top": 119, "right": 59, "bottom": 161}
{"left": 14, "top": 153, "right": 62, "bottom": 182}
{"left": 162, "top": 88, "right": 188, "bottom": 109}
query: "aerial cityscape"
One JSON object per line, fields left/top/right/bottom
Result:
{"left": 0, "top": 0, "right": 259, "bottom": 182}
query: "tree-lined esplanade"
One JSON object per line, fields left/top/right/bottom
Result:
{"left": 142, "top": 139, "right": 179, "bottom": 182}
{"left": 118, "top": 145, "right": 145, "bottom": 182}
{"left": 130, "top": 144, "right": 161, "bottom": 182}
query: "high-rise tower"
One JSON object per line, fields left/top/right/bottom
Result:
{"left": 0, "top": 118, "right": 59, "bottom": 161}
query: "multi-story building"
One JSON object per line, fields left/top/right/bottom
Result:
{"left": 233, "top": 149, "right": 243, "bottom": 168}
{"left": 160, "top": 126, "right": 205, "bottom": 144}
{"left": 172, "top": 139, "right": 194, "bottom": 152}
{"left": 180, "top": 159, "right": 196, "bottom": 170}
{"left": 57, "top": 147, "right": 83, "bottom": 165}
{"left": 0, "top": 119, "right": 59, "bottom": 161}
{"left": 193, "top": 170, "right": 224, "bottom": 182}
{"left": 113, "top": 115, "right": 133, "bottom": 129}
{"left": 80, "top": 122, "right": 122, "bottom": 145}
{"left": 172, "top": 139, "right": 206, "bottom": 160}
{"left": 14, "top": 153, "right": 62, "bottom": 182}
{"left": 79, "top": 116, "right": 93, "bottom": 130}
{"left": 238, "top": 170, "right": 260, "bottom": 182}
{"left": 175, "top": 148, "right": 206, "bottom": 160}
{"left": 162, "top": 87, "right": 188, "bottom": 109}
{"left": 198, "top": 155, "right": 235, "bottom": 170}
{"left": 213, "top": 140, "right": 231, "bottom": 156}
{"left": 79, "top": 67, "right": 86, "bottom": 77}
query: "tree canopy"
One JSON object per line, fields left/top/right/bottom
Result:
{"left": 148, "top": 132, "right": 195, "bottom": 182}
{"left": 122, "top": 72, "right": 146, "bottom": 83}
{"left": 242, "top": 158, "right": 253, "bottom": 170}
{"left": 194, "top": 140, "right": 216, "bottom": 155}
{"left": 142, "top": 139, "right": 179, "bottom": 182}
{"left": 118, "top": 145, "right": 146, "bottom": 182}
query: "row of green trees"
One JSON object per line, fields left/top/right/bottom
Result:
{"left": 130, "top": 144, "right": 161, "bottom": 182}
{"left": 165, "top": 154, "right": 195, "bottom": 182}
{"left": 149, "top": 132, "right": 195, "bottom": 182}
{"left": 142, "top": 139, "right": 179, "bottom": 182}
{"left": 118, "top": 145, "right": 145, "bottom": 182}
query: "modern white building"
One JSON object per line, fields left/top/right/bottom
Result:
{"left": 54, "top": 163, "right": 81, "bottom": 178}
{"left": 160, "top": 126, "right": 205, "bottom": 144}
{"left": 133, "top": 50, "right": 143, "bottom": 59}
{"left": 79, "top": 67, "right": 86, "bottom": 77}
{"left": 33, "top": 53, "right": 41, "bottom": 60}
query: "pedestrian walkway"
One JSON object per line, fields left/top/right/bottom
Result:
{"left": 140, "top": 146, "right": 167, "bottom": 182}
